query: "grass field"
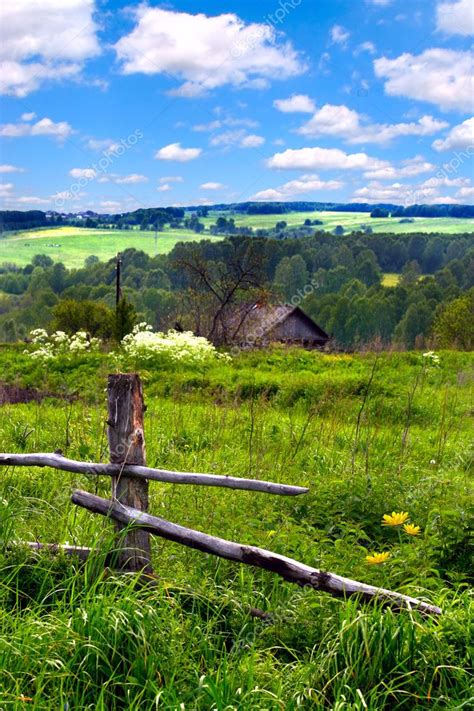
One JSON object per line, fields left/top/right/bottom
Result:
{"left": 0, "top": 346, "right": 472, "bottom": 708}
{"left": 0, "top": 210, "right": 472, "bottom": 268}
{"left": 203, "top": 210, "right": 474, "bottom": 234}
{"left": 0, "top": 226, "right": 222, "bottom": 268}
{"left": 382, "top": 272, "right": 401, "bottom": 286}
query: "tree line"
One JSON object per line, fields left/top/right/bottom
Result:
{"left": 0, "top": 230, "right": 472, "bottom": 350}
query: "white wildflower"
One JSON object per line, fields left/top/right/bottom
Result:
{"left": 121, "top": 324, "right": 228, "bottom": 366}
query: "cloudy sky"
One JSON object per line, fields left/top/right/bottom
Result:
{"left": 0, "top": 0, "right": 473, "bottom": 213}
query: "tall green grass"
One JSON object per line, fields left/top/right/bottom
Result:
{"left": 0, "top": 348, "right": 472, "bottom": 708}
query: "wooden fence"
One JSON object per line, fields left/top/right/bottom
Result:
{"left": 0, "top": 373, "right": 441, "bottom": 615}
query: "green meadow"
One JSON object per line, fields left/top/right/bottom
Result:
{"left": 202, "top": 210, "right": 474, "bottom": 235}
{"left": 0, "top": 346, "right": 472, "bottom": 708}
{"left": 0, "top": 226, "right": 223, "bottom": 268}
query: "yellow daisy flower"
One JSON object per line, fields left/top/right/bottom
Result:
{"left": 381, "top": 511, "right": 409, "bottom": 527}
{"left": 404, "top": 523, "right": 421, "bottom": 536}
{"left": 365, "top": 552, "right": 391, "bottom": 565}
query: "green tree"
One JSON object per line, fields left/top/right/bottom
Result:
{"left": 53, "top": 299, "right": 114, "bottom": 338}
{"left": 274, "top": 255, "right": 309, "bottom": 300}
{"left": 395, "top": 299, "right": 433, "bottom": 348}
{"left": 114, "top": 296, "right": 136, "bottom": 342}
{"left": 433, "top": 291, "right": 474, "bottom": 350}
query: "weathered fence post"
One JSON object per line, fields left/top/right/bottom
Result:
{"left": 107, "top": 373, "right": 152, "bottom": 573}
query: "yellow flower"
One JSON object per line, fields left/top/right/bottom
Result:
{"left": 381, "top": 511, "right": 409, "bottom": 527}
{"left": 365, "top": 552, "right": 391, "bottom": 565}
{"left": 404, "top": 523, "right": 421, "bottom": 536}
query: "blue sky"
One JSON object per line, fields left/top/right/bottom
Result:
{"left": 0, "top": 0, "right": 473, "bottom": 213}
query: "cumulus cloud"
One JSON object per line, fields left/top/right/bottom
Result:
{"left": 436, "top": 0, "right": 474, "bottom": 36}
{"left": 114, "top": 7, "right": 305, "bottom": 96}
{"left": 157, "top": 184, "right": 172, "bottom": 192}
{"left": 374, "top": 49, "right": 473, "bottom": 112}
{"left": 364, "top": 156, "right": 436, "bottom": 180}
{"left": 69, "top": 168, "right": 97, "bottom": 180}
{"left": 155, "top": 143, "right": 202, "bottom": 162}
{"left": 0, "top": 117, "right": 73, "bottom": 140}
{"left": 210, "top": 130, "right": 265, "bottom": 148}
{"left": 331, "top": 25, "right": 350, "bottom": 45}
{"left": 432, "top": 118, "right": 474, "bottom": 151}
{"left": 0, "top": 164, "right": 24, "bottom": 173}
{"left": 20, "top": 112, "right": 36, "bottom": 121}
{"left": 0, "top": 183, "right": 14, "bottom": 198}
{"left": 267, "top": 146, "right": 390, "bottom": 172}
{"left": 297, "top": 104, "right": 448, "bottom": 144}
{"left": 352, "top": 177, "right": 473, "bottom": 204}
{"left": 251, "top": 174, "right": 343, "bottom": 201}
{"left": 193, "top": 117, "right": 258, "bottom": 131}
{"left": 200, "top": 182, "right": 225, "bottom": 190}
{"left": 355, "top": 41, "right": 377, "bottom": 55}
{"left": 0, "top": 0, "right": 100, "bottom": 96}
{"left": 159, "top": 176, "right": 183, "bottom": 184}
{"left": 114, "top": 173, "right": 148, "bottom": 184}
{"left": 457, "top": 186, "right": 474, "bottom": 199}
{"left": 273, "top": 94, "right": 316, "bottom": 113}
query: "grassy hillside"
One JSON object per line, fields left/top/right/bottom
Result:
{"left": 0, "top": 347, "right": 472, "bottom": 708}
{"left": 202, "top": 210, "right": 474, "bottom": 234}
{"left": 0, "top": 226, "right": 223, "bottom": 268}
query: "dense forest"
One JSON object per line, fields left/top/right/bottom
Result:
{"left": 0, "top": 229, "right": 472, "bottom": 349}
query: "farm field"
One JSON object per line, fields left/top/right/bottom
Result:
{"left": 0, "top": 210, "right": 472, "bottom": 269}
{"left": 0, "top": 226, "right": 223, "bottom": 268}
{"left": 202, "top": 210, "right": 474, "bottom": 234}
{"left": 0, "top": 346, "right": 472, "bottom": 708}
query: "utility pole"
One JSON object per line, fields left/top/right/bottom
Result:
{"left": 115, "top": 253, "right": 122, "bottom": 306}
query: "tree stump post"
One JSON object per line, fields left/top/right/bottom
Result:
{"left": 107, "top": 373, "right": 152, "bottom": 573}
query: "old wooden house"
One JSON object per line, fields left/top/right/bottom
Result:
{"left": 219, "top": 302, "right": 330, "bottom": 349}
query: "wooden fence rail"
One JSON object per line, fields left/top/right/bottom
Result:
{"left": 0, "top": 372, "right": 442, "bottom": 616}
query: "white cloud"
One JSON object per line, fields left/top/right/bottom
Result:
{"left": 193, "top": 117, "right": 258, "bottom": 131}
{"left": 298, "top": 104, "right": 448, "bottom": 144}
{"left": 20, "top": 112, "right": 36, "bottom": 121}
{"left": 331, "top": 25, "right": 350, "bottom": 45}
{"left": 457, "top": 186, "right": 474, "bottom": 199}
{"left": 267, "top": 146, "right": 389, "bottom": 171}
{"left": 374, "top": 49, "right": 474, "bottom": 112}
{"left": 0, "top": 117, "right": 73, "bottom": 140}
{"left": 351, "top": 179, "right": 469, "bottom": 204}
{"left": 100, "top": 201, "right": 122, "bottom": 211}
{"left": 240, "top": 134, "right": 265, "bottom": 148}
{"left": 86, "top": 138, "right": 121, "bottom": 153}
{"left": 273, "top": 94, "right": 315, "bottom": 113}
{"left": 159, "top": 176, "right": 183, "bottom": 184}
{"left": 0, "top": 0, "right": 100, "bottom": 96}
{"left": 355, "top": 41, "right": 376, "bottom": 55}
{"left": 0, "top": 164, "right": 24, "bottom": 173}
{"left": 364, "top": 156, "right": 436, "bottom": 180}
{"left": 0, "top": 183, "right": 14, "bottom": 198}
{"left": 114, "top": 173, "right": 148, "bottom": 184}
{"left": 157, "top": 184, "right": 172, "bottom": 192}
{"left": 14, "top": 195, "right": 50, "bottom": 205}
{"left": 69, "top": 168, "right": 97, "bottom": 180}
{"left": 432, "top": 118, "right": 474, "bottom": 151}
{"left": 251, "top": 174, "right": 343, "bottom": 201}
{"left": 114, "top": 7, "right": 305, "bottom": 96}
{"left": 210, "top": 130, "right": 265, "bottom": 148}
{"left": 366, "top": 0, "right": 392, "bottom": 5}
{"left": 155, "top": 143, "right": 202, "bottom": 162}
{"left": 436, "top": 0, "right": 474, "bottom": 36}
{"left": 200, "top": 182, "right": 225, "bottom": 190}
